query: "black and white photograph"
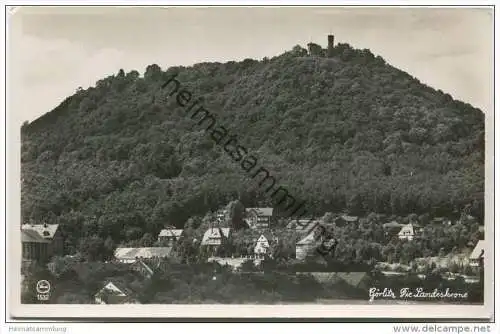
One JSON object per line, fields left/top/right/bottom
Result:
{"left": 6, "top": 5, "right": 494, "bottom": 320}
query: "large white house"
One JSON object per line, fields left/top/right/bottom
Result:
{"left": 201, "top": 227, "right": 231, "bottom": 246}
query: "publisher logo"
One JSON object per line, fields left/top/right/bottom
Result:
{"left": 36, "top": 280, "right": 51, "bottom": 301}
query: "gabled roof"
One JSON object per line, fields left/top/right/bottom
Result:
{"left": 21, "top": 229, "right": 50, "bottom": 243}
{"left": 255, "top": 235, "right": 270, "bottom": 248}
{"left": 308, "top": 272, "right": 368, "bottom": 287}
{"left": 21, "top": 224, "right": 59, "bottom": 240}
{"left": 296, "top": 232, "right": 317, "bottom": 246}
{"left": 470, "top": 240, "right": 485, "bottom": 259}
{"left": 201, "top": 227, "right": 231, "bottom": 245}
{"left": 286, "top": 219, "right": 319, "bottom": 234}
{"left": 158, "top": 229, "right": 183, "bottom": 238}
{"left": 337, "top": 272, "right": 368, "bottom": 287}
{"left": 95, "top": 281, "right": 140, "bottom": 303}
{"left": 95, "top": 281, "right": 128, "bottom": 297}
{"left": 114, "top": 247, "right": 173, "bottom": 260}
{"left": 246, "top": 208, "right": 274, "bottom": 217}
{"left": 398, "top": 224, "right": 415, "bottom": 236}
{"left": 257, "top": 235, "right": 268, "bottom": 243}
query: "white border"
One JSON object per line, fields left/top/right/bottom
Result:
{"left": 3, "top": 1, "right": 497, "bottom": 323}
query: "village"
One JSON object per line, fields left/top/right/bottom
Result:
{"left": 20, "top": 203, "right": 485, "bottom": 304}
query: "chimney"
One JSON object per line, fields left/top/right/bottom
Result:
{"left": 327, "top": 34, "right": 335, "bottom": 57}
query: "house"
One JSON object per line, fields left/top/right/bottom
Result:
{"left": 201, "top": 227, "right": 232, "bottom": 256}
{"left": 94, "top": 281, "right": 140, "bottom": 304}
{"left": 245, "top": 208, "right": 274, "bottom": 229}
{"left": 201, "top": 227, "right": 231, "bottom": 246}
{"left": 157, "top": 228, "right": 183, "bottom": 246}
{"left": 286, "top": 219, "right": 320, "bottom": 235}
{"left": 398, "top": 223, "right": 415, "bottom": 241}
{"left": 469, "top": 240, "right": 485, "bottom": 267}
{"left": 21, "top": 223, "right": 63, "bottom": 261}
{"left": 114, "top": 247, "right": 173, "bottom": 263}
{"left": 295, "top": 232, "right": 318, "bottom": 261}
{"left": 254, "top": 235, "right": 270, "bottom": 258}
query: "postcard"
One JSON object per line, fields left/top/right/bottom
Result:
{"left": 6, "top": 5, "right": 494, "bottom": 320}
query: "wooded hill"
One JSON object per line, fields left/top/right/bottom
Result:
{"left": 21, "top": 42, "right": 484, "bottom": 251}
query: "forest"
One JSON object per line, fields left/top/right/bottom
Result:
{"left": 20, "top": 42, "right": 484, "bottom": 253}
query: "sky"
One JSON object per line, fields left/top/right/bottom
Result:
{"left": 8, "top": 7, "right": 494, "bottom": 123}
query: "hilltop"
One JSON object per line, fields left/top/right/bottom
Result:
{"left": 21, "top": 41, "right": 484, "bottom": 251}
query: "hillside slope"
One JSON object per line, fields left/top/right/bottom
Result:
{"left": 21, "top": 43, "right": 484, "bottom": 250}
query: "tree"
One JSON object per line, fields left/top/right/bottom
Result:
{"left": 79, "top": 236, "right": 105, "bottom": 261}
{"left": 144, "top": 64, "right": 162, "bottom": 81}
{"left": 139, "top": 233, "right": 155, "bottom": 247}
{"left": 103, "top": 236, "right": 116, "bottom": 260}
{"left": 228, "top": 200, "right": 246, "bottom": 230}
{"left": 240, "top": 259, "right": 257, "bottom": 272}
{"left": 47, "top": 256, "right": 77, "bottom": 279}
{"left": 290, "top": 45, "right": 308, "bottom": 57}
{"left": 307, "top": 43, "right": 323, "bottom": 56}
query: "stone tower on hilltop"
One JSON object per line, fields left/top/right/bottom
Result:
{"left": 327, "top": 34, "right": 335, "bottom": 57}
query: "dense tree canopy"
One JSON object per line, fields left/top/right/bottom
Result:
{"left": 21, "top": 43, "right": 484, "bottom": 251}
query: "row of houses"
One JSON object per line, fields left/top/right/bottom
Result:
{"left": 20, "top": 209, "right": 483, "bottom": 265}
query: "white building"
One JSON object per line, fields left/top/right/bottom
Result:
{"left": 254, "top": 235, "right": 270, "bottom": 258}
{"left": 201, "top": 227, "right": 231, "bottom": 246}
{"left": 398, "top": 223, "right": 415, "bottom": 241}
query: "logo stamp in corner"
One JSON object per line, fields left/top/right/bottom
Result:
{"left": 36, "top": 280, "right": 51, "bottom": 301}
